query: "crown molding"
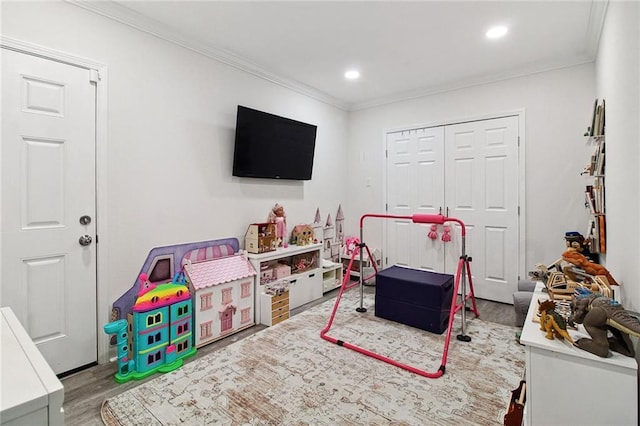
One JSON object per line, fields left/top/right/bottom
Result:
{"left": 66, "top": 0, "right": 350, "bottom": 111}
{"left": 66, "top": 0, "right": 606, "bottom": 113}
{"left": 350, "top": 57, "right": 595, "bottom": 111}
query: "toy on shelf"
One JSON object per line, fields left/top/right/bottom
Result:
{"left": 561, "top": 231, "right": 617, "bottom": 285}
{"left": 538, "top": 299, "right": 574, "bottom": 343}
{"left": 529, "top": 231, "right": 617, "bottom": 301}
{"left": 569, "top": 291, "right": 640, "bottom": 357}
{"left": 343, "top": 236, "right": 360, "bottom": 256}
{"left": 264, "top": 280, "right": 289, "bottom": 296}
{"left": 341, "top": 238, "right": 381, "bottom": 282}
{"left": 545, "top": 272, "right": 578, "bottom": 300}
{"left": 312, "top": 205, "right": 344, "bottom": 262}
{"left": 245, "top": 222, "right": 278, "bottom": 253}
{"left": 290, "top": 224, "right": 314, "bottom": 246}
{"left": 103, "top": 273, "right": 195, "bottom": 383}
{"left": 291, "top": 251, "right": 318, "bottom": 274}
{"left": 267, "top": 203, "right": 287, "bottom": 247}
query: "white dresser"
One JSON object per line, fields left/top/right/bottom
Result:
{"left": 520, "top": 283, "right": 637, "bottom": 426}
{"left": 1, "top": 307, "right": 64, "bottom": 426}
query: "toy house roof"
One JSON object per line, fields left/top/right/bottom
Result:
{"left": 133, "top": 282, "right": 190, "bottom": 312}
{"left": 336, "top": 204, "right": 344, "bottom": 220}
{"left": 293, "top": 224, "right": 313, "bottom": 232}
{"left": 184, "top": 254, "right": 256, "bottom": 290}
{"left": 325, "top": 213, "right": 333, "bottom": 228}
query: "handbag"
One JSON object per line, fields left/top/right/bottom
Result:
{"left": 503, "top": 380, "right": 526, "bottom": 426}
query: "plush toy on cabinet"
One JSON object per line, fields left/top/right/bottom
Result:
{"left": 561, "top": 232, "right": 617, "bottom": 285}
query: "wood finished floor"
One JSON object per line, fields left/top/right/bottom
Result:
{"left": 61, "top": 287, "right": 516, "bottom": 426}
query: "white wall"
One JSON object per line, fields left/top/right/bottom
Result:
{"left": 1, "top": 0, "right": 349, "bottom": 353}
{"left": 347, "top": 64, "right": 596, "bottom": 280}
{"left": 595, "top": 1, "right": 640, "bottom": 311}
{"left": 4, "top": 0, "right": 638, "bottom": 363}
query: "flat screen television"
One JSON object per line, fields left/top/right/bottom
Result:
{"left": 232, "top": 105, "right": 317, "bottom": 180}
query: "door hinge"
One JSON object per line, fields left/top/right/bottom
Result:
{"left": 385, "top": 203, "right": 388, "bottom": 212}
{"left": 517, "top": 136, "right": 520, "bottom": 147}
{"left": 518, "top": 206, "right": 520, "bottom": 216}
{"left": 89, "top": 69, "right": 100, "bottom": 83}
{"left": 385, "top": 149, "right": 388, "bottom": 158}
{"left": 95, "top": 234, "right": 99, "bottom": 244}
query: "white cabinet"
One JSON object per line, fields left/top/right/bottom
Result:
{"left": 1, "top": 307, "right": 64, "bottom": 426}
{"left": 247, "top": 244, "right": 323, "bottom": 321}
{"left": 322, "top": 263, "right": 343, "bottom": 293}
{"left": 520, "top": 283, "right": 637, "bottom": 426}
{"left": 288, "top": 270, "right": 322, "bottom": 309}
{"left": 340, "top": 249, "right": 380, "bottom": 281}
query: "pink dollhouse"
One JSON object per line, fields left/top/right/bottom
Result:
{"left": 184, "top": 253, "right": 257, "bottom": 348}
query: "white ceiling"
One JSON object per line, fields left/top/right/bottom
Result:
{"left": 72, "top": 1, "right": 607, "bottom": 110}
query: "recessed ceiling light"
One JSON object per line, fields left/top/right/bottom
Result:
{"left": 486, "top": 25, "right": 508, "bottom": 39}
{"left": 344, "top": 70, "right": 360, "bottom": 80}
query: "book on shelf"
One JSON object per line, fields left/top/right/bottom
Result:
{"left": 584, "top": 137, "right": 604, "bottom": 176}
{"left": 585, "top": 188, "right": 596, "bottom": 214}
{"left": 598, "top": 215, "right": 606, "bottom": 253}
{"left": 599, "top": 99, "right": 606, "bottom": 136}
{"left": 594, "top": 104, "right": 602, "bottom": 137}
{"left": 586, "top": 218, "right": 594, "bottom": 239}
{"left": 584, "top": 214, "right": 606, "bottom": 254}
{"left": 583, "top": 99, "right": 606, "bottom": 255}
{"left": 589, "top": 98, "right": 598, "bottom": 137}
{"left": 586, "top": 98, "right": 606, "bottom": 137}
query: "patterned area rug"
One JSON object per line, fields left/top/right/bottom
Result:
{"left": 102, "top": 288, "right": 525, "bottom": 425}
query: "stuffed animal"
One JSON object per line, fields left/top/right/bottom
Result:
{"left": 562, "top": 249, "right": 617, "bottom": 285}
{"left": 538, "top": 299, "right": 574, "bottom": 343}
{"left": 343, "top": 236, "right": 360, "bottom": 256}
{"left": 561, "top": 231, "right": 617, "bottom": 285}
{"left": 569, "top": 293, "right": 640, "bottom": 357}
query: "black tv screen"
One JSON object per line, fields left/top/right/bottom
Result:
{"left": 232, "top": 105, "right": 317, "bottom": 180}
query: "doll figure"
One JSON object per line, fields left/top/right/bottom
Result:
{"left": 268, "top": 203, "right": 287, "bottom": 247}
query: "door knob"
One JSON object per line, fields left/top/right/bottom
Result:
{"left": 79, "top": 235, "right": 93, "bottom": 246}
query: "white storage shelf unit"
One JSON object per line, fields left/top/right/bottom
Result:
{"left": 322, "top": 263, "right": 343, "bottom": 293}
{"left": 247, "top": 243, "right": 323, "bottom": 322}
{"left": 341, "top": 248, "right": 381, "bottom": 280}
{"left": 1, "top": 307, "right": 64, "bottom": 426}
{"left": 520, "top": 283, "right": 637, "bottom": 426}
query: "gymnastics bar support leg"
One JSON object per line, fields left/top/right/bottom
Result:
{"left": 319, "top": 267, "right": 446, "bottom": 379}
{"left": 453, "top": 255, "right": 479, "bottom": 342}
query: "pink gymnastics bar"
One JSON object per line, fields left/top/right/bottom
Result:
{"left": 320, "top": 213, "right": 478, "bottom": 379}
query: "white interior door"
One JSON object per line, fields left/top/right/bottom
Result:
{"left": 386, "top": 126, "right": 446, "bottom": 271}
{"left": 445, "top": 116, "right": 519, "bottom": 303}
{"left": 1, "top": 48, "right": 98, "bottom": 374}
{"left": 385, "top": 116, "right": 519, "bottom": 303}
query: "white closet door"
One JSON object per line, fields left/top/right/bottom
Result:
{"left": 386, "top": 126, "right": 445, "bottom": 271}
{"left": 384, "top": 115, "right": 520, "bottom": 304}
{"left": 445, "top": 116, "right": 519, "bottom": 303}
